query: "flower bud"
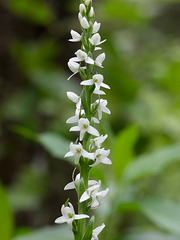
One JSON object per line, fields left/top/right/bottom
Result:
{"left": 80, "top": 17, "right": 90, "bottom": 29}
{"left": 79, "top": 3, "right": 86, "bottom": 14}
{"left": 84, "top": 0, "right": 92, "bottom": 6}
{"left": 89, "top": 7, "right": 94, "bottom": 17}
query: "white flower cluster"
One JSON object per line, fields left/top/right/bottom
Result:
{"left": 55, "top": 1, "right": 111, "bottom": 239}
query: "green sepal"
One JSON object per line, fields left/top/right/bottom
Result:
{"left": 86, "top": 1, "right": 92, "bottom": 14}
{"left": 82, "top": 216, "right": 95, "bottom": 240}
{"left": 64, "top": 198, "right": 70, "bottom": 207}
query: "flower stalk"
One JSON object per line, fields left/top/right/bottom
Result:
{"left": 55, "top": 1, "right": 111, "bottom": 239}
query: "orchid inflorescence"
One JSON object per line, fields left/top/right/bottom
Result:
{"left": 55, "top": 0, "right": 111, "bottom": 239}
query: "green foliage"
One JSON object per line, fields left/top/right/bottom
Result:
{"left": 38, "top": 132, "right": 70, "bottom": 160}
{"left": 122, "top": 143, "right": 180, "bottom": 183}
{"left": 113, "top": 125, "right": 138, "bottom": 179}
{"left": 138, "top": 198, "right": 180, "bottom": 235}
{"left": 0, "top": 183, "right": 13, "bottom": 240}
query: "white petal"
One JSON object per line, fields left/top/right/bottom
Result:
{"left": 80, "top": 79, "right": 93, "bottom": 86}
{"left": 82, "top": 149, "right": 95, "bottom": 160}
{"left": 64, "top": 151, "right": 73, "bottom": 158}
{"left": 101, "top": 157, "right": 112, "bottom": 165}
{"left": 93, "top": 224, "right": 105, "bottom": 236}
{"left": 80, "top": 191, "right": 90, "bottom": 202}
{"left": 88, "top": 180, "right": 97, "bottom": 186}
{"left": 92, "top": 21, "right": 101, "bottom": 34}
{"left": 80, "top": 17, "right": 90, "bottom": 29}
{"left": 66, "top": 115, "right": 79, "bottom": 124}
{"left": 88, "top": 126, "right": 100, "bottom": 137}
{"left": 95, "top": 47, "right": 102, "bottom": 51}
{"left": 97, "top": 39, "right": 106, "bottom": 46}
{"left": 101, "top": 106, "right": 111, "bottom": 115}
{"left": 86, "top": 57, "right": 94, "bottom": 65}
{"left": 69, "top": 126, "right": 80, "bottom": 132}
{"left": 64, "top": 181, "right": 75, "bottom": 190}
{"left": 93, "top": 89, "right": 106, "bottom": 95}
{"left": 55, "top": 216, "right": 66, "bottom": 224}
{"left": 67, "top": 91, "right": 79, "bottom": 103}
{"left": 101, "top": 82, "right": 110, "bottom": 89}
{"left": 74, "top": 214, "right": 89, "bottom": 220}
{"left": 91, "top": 199, "right": 100, "bottom": 208}
{"left": 91, "top": 117, "right": 100, "bottom": 124}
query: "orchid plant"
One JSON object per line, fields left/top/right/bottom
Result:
{"left": 55, "top": 0, "right": 111, "bottom": 239}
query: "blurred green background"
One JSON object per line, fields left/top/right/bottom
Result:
{"left": 1, "top": 0, "right": 180, "bottom": 239}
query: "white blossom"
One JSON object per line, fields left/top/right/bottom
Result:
{"left": 80, "top": 181, "right": 109, "bottom": 208}
{"left": 79, "top": 3, "right": 86, "bottom": 14}
{"left": 89, "top": 7, "right": 94, "bottom": 18}
{"left": 71, "top": 49, "right": 94, "bottom": 65}
{"left": 96, "top": 99, "right": 111, "bottom": 120}
{"left": 90, "top": 148, "right": 112, "bottom": 167}
{"left": 95, "top": 53, "right": 105, "bottom": 68}
{"left": 55, "top": 202, "right": 89, "bottom": 230}
{"left": 66, "top": 91, "right": 81, "bottom": 110}
{"left": 67, "top": 60, "right": 80, "bottom": 80}
{"left": 92, "top": 21, "right": 101, "bottom": 34}
{"left": 66, "top": 108, "right": 83, "bottom": 124}
{"left": 91, "top": 224, "right": 105, "bottom": 240}
{"left": 69, "top": 30, "right": 81, "bottom": 42}
{"left": 90, "top": 134, "right": 108, "bottom": 149}
{"left": 65, "top": 142, "right": 94, "bottom": 164}
{"left": 70, "top": 118, "right": 100, "bottom": 141}
{"left": 80, "top": 17, "right": 90, "bottom": 29}
{"left": 64, "top": 173, "right": 97, "bottom": 190}
{"left": 89, "top": 33, "right": 106, "bottom": 46}
{"left": 80, "top": 74, "right": 110, "bottom": 95}
{"left": 84, "top": 0, "right": 92, "bottom": 6}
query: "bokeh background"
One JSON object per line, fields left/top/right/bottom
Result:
{"left": 1, "top": 0, "right": 180, "bottom": 240}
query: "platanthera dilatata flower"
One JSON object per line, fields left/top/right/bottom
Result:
{"left": 90, "top": 148, "right": 112, "bottom": 167}
{"left": 69, "top": 30, "right": 81, "bottom": 42}
{"left": 70, "top": 118, "right": 100, "bottom": 141}
{"left": 80, "top": 181, "right": 109, "bottom": 209}
{"left": 55, "top": 202, "right": 89, "bottom": 230}
{"left": 95, "top": 53, "right": 106, "bottom": 68}
{"left": 65, "top": 142, "right": 94, "bottom": 164}
{"left": 90, "top": 134, "right": 108, "bottom": 149}
{"left": 80, "top": 74, "right": 110, "bottom": 95}
{"left": 89, "top": 33, "right": 106, "bottom": 46}
{"left": 96, "top": 99, "right": 111, "bottom": 120}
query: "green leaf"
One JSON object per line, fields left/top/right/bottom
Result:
{"left": 122, "top": 143, "right": 180, "bottom": 183}
{"left": 0, "top": 182, "right": 14, "bottom": 240}
{"left": 12, "top": 226, "right": 73, "bottom": 240}
{"left": 114, "top": 125, "right": 138, "bottom": 179}
{"left": 82, "top": 216, "right": 95, "bottom": 240}
{"left": 38, "top": 132, "right": 70, "bottom": 161}
{"left": 138, "top": 199, "right": 180, "bottom": 235}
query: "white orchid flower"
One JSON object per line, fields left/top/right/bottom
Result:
{"left": 79, "top": 3, "right": 86, "bottom": 14}
{"left": 55, "top": 202, "right": 89, "bottom": 230}
{"left": 70, "top": 118, "right": 100, "bottom": 141}
{"left": 84, "top": 0, "right": 92, "bottom": 6}
{"left": 89, "top": 33, "right": 106, "bottom": 46}
{"left": 64, "top": 173, "right": 97, "bottom": 190}
{"left": 65, "top": 142, "right": 94, "bottom": 164}
{"left": 92, "top": 21, "right": 101, "bottom": 34}
{"left": 67, "top": 60, "right": 80, "bottom": 80}
{"left": 66, "top": 91, "right": 81, "bottom": 110}
{"left": 90, "top": 134, "right": 108, "bottom": 149}
{"left": 90, "top": 148, "right": 112, "bottom": 167}
{"left": 95, "top": 53, "right": 105, "bottom": 68}
{"left": 96, "top": 99, "right": 111, "bottom": 120}
{"left": 80, "top": 74, "right": 110, "bottom": 95}
{"left": 69, "top": 30, "right": 81, "bottom": 42}
{"left": 80, "top": 181, "right": 109, "bottom": 208}
{"left": 71, "top": 49, "right": 94, "bottom": 65}
{"left": 80, "top": 16, "right": 90, "bottom": 29}
{"left": 89, "top": 7, "right": 94, "bottom": 18}
{"left": 91, "top": 224, "right": 105, "bottom": 240}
